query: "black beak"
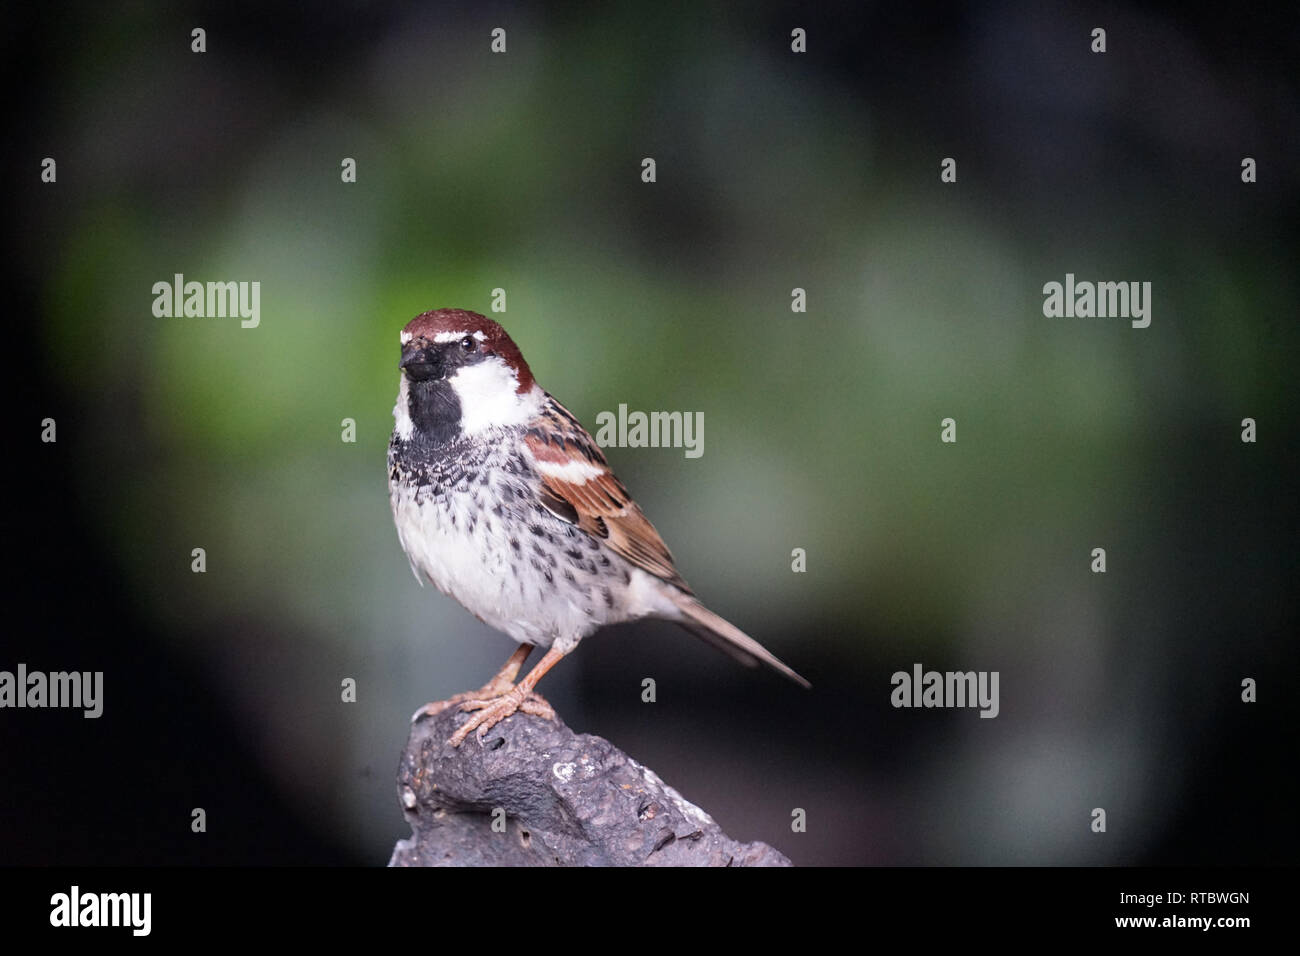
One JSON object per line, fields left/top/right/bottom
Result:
{"left": 400, "top": 346, "right": 441, "bottom": 381}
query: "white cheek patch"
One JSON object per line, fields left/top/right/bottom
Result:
{"left": 450, "top": 363, "right": 543, "bottom": 435}
{"left": 433, "top": 330, "right": 488, "bottom": 344}
{"left": 534, "top": 458, "right": 603, "bottom": 483}
{"left": 392, "top": 374, "right": 414, "bottom": 440}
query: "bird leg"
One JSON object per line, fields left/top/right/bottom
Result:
{"left": 449, "top": 646, "right": 567, "bottom": 747}
{"left": 410, "top": 644, "right": 534, "bottom": 723}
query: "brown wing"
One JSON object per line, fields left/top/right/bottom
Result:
{"left": 523, "top": 396, "right": 692, "bottom": 593}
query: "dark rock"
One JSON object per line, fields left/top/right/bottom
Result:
{"left": 389, "top": 705, "right": 791, "bottom": 867}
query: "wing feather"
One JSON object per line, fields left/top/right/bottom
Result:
{"left": 523, "top": 396, "right": 691, "bottom": 592}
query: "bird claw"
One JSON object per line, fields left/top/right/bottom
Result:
{"left": 411, "top": 694, "right": 472, "bottom": 723}
{"left": 448, "top": 687, "right": 556, "bottom": 747}
{"left": 410, "top": 671, "right": 527, "bottom": 724}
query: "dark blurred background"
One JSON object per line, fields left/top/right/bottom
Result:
{"left": 4, "top": 0, "right": 1297, "bottom": 866}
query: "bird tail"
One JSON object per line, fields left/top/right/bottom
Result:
{"left": 667, "top": 593, "right": 811, "bottom": 689}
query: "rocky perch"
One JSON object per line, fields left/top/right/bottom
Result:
{"left": 389, "top": 705, "right": 791, "bottom": 867}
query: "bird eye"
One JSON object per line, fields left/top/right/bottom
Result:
{"left": 460, "top": 336, "right": 476, "bottom": 352}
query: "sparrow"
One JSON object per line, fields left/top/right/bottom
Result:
{"left": 388, "top": 308, "right": 809, "bottom": 746}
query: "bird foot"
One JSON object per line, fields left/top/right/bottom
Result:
{"left": 410, "top": 671, "right": 523, "bottom": 724}
{"left": 448, "top": 686, "right": 556, "bottom": 747}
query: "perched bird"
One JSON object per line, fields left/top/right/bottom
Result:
{"left": 388, "top": 309, "right": 809, "bottom": 746}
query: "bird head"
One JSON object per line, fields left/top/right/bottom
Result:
{"left": 394, "top": 309, "right": 540, "bottom": 441}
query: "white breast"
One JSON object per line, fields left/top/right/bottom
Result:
{"left": 389, "top": 473, "right": 623, "bottom": 650}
